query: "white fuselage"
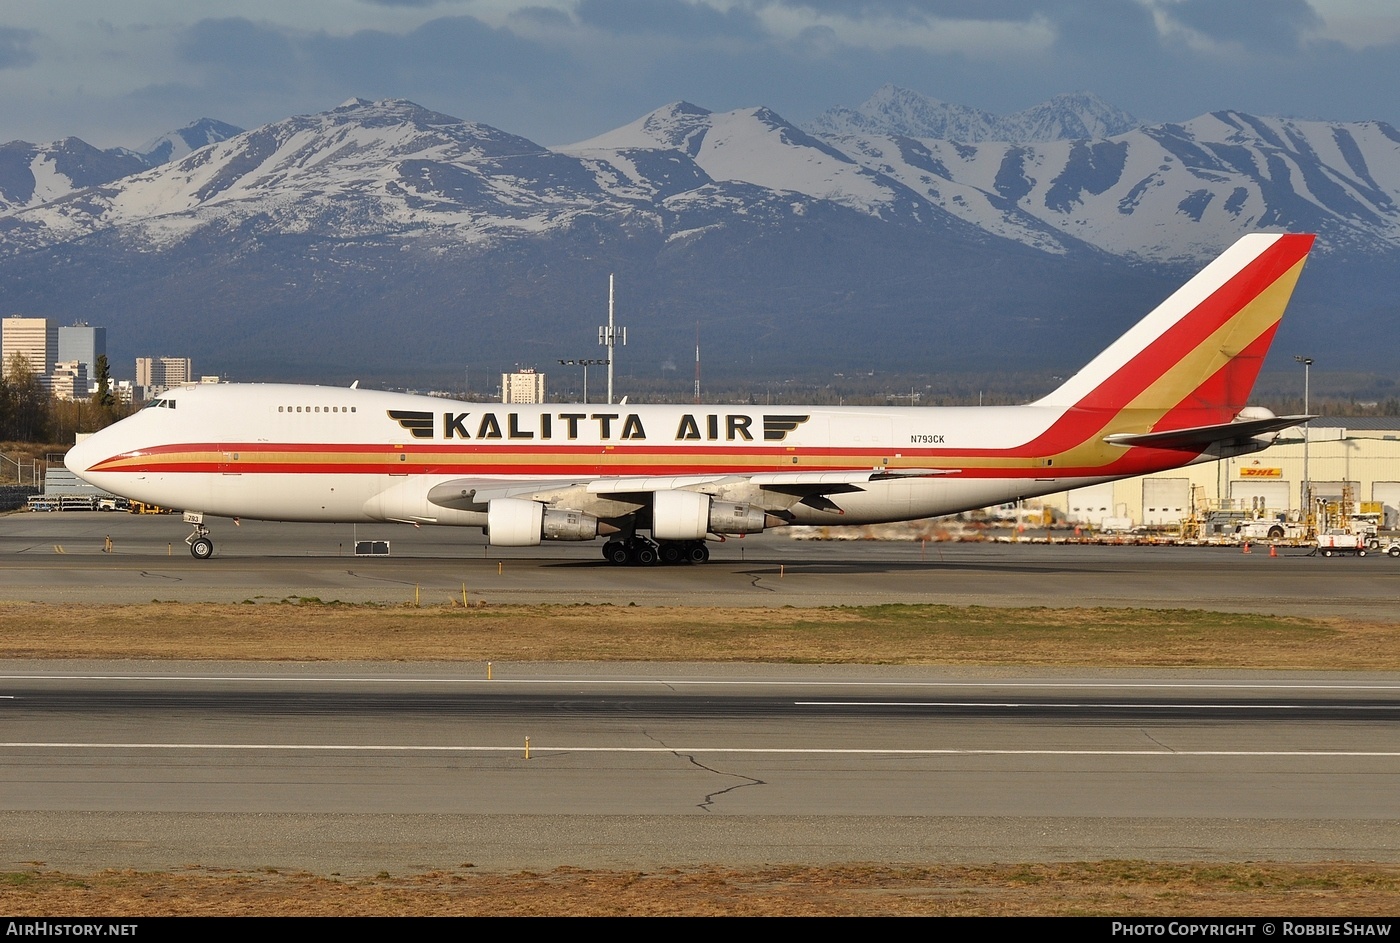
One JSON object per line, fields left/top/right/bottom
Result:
{"left": 67, "top": 383, "right": 1159, "bottom": 529}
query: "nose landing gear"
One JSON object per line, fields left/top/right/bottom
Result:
{"left": 183, "top": 511, "right": 214, "bottom": 559}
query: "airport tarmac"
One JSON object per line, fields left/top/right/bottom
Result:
{"left": 5, "top": 661, "right": 1400, "bottom": 873}
{"left": 5, "top": 510, "right": 1400, "bottom": 874}
{"left": 2, "top": 510, "right": 1399, "bottom": 617}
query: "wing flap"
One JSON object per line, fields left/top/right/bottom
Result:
{"left": 426, "top": 468, "right": 957, "bottom": 511}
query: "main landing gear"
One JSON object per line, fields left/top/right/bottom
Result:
{"left": 602, "top": 536, "right": 710, "bottom": 566}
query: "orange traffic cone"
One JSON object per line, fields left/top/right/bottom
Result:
{"left": 1269, "top": 544, "right": 1277, "bottom": 558}
{"left": 1242, "top": 541, "right": 1251, "bottom": 554}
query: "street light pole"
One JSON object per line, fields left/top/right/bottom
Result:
{"left": 558, "top": 358, "right": 607, "bottom": 404}
{"left": 1294, "top": 355, "right": 1313, "bottom": 525}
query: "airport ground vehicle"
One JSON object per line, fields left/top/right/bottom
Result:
{"left": 1317, "top": 531, "right": 1368, "bottom": 557}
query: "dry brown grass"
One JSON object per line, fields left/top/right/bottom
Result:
{"left": 4, "top": 862, "right": 1400, "bottom": 916}
{"left": 0, "top": 599, "right": 1389, "bottom": 669}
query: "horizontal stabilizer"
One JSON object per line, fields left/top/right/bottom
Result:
{"left": 1103, "top": 414, "right": 1312, "bottom": 451}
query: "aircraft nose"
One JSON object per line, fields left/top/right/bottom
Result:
{"left": 65, "top": 429, "right": 110, "bottom": 478}
{"left": 65, "top": 436, "right": 95, "bottom": 475}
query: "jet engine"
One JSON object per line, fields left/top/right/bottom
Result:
{"left": 651, "top": 489, "right": 777, "bottom": 540}
{"left": 485, "top": 498, "right": 605, "bottom": 546}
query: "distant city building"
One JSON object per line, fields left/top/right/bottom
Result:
{"left": 49, "top": 360, "right": 89, "bottom": 401}
{"left": 136, "top": 356, "right": 194, "bottom": 397}
{"left": 57, "top": 323, "right": 106, "bottom": 379}
{"left": 501, "top": 368, "right": 545, "bottom": 404}
{"left": 89, "top": 378, "right": 137, "bottom": 405}
{"left": 2, "top": 315, "right": 57, "bottom": 379}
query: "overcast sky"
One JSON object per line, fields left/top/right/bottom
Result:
{"left": 3, "top": 0, "right": 1399, "bottom": 149}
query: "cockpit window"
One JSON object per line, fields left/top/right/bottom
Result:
{"left": 143, "top": 398, "right": 177, "bottom": 410}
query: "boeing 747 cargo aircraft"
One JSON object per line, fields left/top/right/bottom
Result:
{"left": 66, "top": 232, "right": 1315, "bottom": 564}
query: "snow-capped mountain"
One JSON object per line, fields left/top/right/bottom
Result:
{"left": 0, "top": 118, "right": 244, "bottom": 213}
{"left": 6, "top": 95, "right": 1398, "bottom": 264}
{"left": 564, "top": 102, "right": 937, "bottom": 226}
{"left": 572, "top": 99, "right": 1400, "bottom": 261}
{"left": 137, "top": 118, "right": 244, "bottom": 165}
{"left": 808, "top": 86, "right": 1140, "bottom": 143}
{"left": 0, "top": 93, "right": 1396, "bottom": 383}
{"left": 0, "top": 98, "right": 963, "bottom": 259}
{"left": 818, "top": 110, "right": 1400, "bottom": 260}
{"left": 0, "top": 137, "right": 147, "bottom": 213}
{"left": 0, "top": 99, "right": 619, "bottom": 253}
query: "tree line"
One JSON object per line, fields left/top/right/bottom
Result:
{"left": 1, "top": 353, "right": 133, "bottom": 444}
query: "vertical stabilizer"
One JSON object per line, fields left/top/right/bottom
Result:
{"left": 1033, "top": 233, "right": 1315, "bottom": 429}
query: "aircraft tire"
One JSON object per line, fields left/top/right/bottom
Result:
{"left": 190, "top": 536, "right": 214, "bottom": 560}
{"left": 687, "top": 542, "right": 709, "bottom": 563}
{"left": 633, "top": 545, "right": 657, "bottom": 566}
{"left": 659, "top": 543, "right": 685, "bottom": 565}
{"left": 604, "top": 542, "right": 629, "bottom": 566}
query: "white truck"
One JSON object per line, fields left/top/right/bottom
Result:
{"left": 1316, "top": 531, "right": 1368, "bottom": 557}
{"left": 1236, "top": 519, "right": 1308, "bottom": 542}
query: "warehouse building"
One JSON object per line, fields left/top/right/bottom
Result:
{"left": 1048, "top": 419, "right": 1400, "bottom": 530}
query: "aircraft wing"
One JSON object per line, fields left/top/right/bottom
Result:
{"left": 1103, "top": 414, "right": 1312, "bottom": 451}
{"left": 426, "top": 468, "right": 955, "bottom": 512}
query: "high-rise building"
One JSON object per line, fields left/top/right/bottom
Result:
{"left": 57, "top": 323, "right": 107, "bottom": 379}
{"left": 1, "top": 315, "right": 58, "bottom": 379}
{"left": 49, "top": 361, "right": 89, "bottom": 401}
{"left": 501, "top": 368, "right": 545, "bottom": 404}
{"left": 136, "top": 356, "right": 195, "bottom": 397}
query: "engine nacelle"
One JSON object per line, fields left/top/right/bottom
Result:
{"left": 652, "top": 489, "right": 710, "bottom": 540}
{"left": 652, "top": 490, "right": 772, "bottom": 539}
{"left": 708, "top": 500, "right": 770, "bottom": 535}
{"left": 486, "top": 498, "right": 602, "bottom": 546}
{"left": 541, "top": 508, "right": 603, "bottom": 542}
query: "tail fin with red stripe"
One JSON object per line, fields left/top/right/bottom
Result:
{"left": 1033, "top": 233, "right": 1315, "bottom": 435}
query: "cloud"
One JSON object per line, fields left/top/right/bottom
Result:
{"left": 149, "top": 15, "right": 595, "bottom": 142}
{"left": 177, "top": 18, "right": 299, "bottom": 74}
{"left": 357, "top": 0, "right": 472, "bottom": 7}
{"left": 1039, "top": 0, "right": 1163, "bottom": 56}
{"left": 576, "top": 0, "right": 766, "bottom": 39}
{"left": 0, "top": 26, "right": 38, "bottom": 70}
{"left": 509, "top": 6, "right": 576, "bottom": 28}
{"left": 1158, "top": 0, "right": 1323, "bottom": 54}
{"left": 764, "top": 0, "right": 1041, "bottom": 23}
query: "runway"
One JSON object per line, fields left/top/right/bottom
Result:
{"left": 4, "top": 662, "right": 1400, "bottom": 873}
{"left": 4, "top": 510, "right": 1400, "bottom": 873}
{"left": 3, "top": 511, "right": 1400, "bottom": 618}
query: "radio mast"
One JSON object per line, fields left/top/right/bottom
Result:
{"left": 598, "top": 273, "right": 626, "bottom": 405}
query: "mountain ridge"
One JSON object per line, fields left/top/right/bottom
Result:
{"left": 0, "top": 92, "right": 1393, "bottom": 387}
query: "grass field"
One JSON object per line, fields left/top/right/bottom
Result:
{"left": 2, "top": 599, "right": 1392, "bottom": 669}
